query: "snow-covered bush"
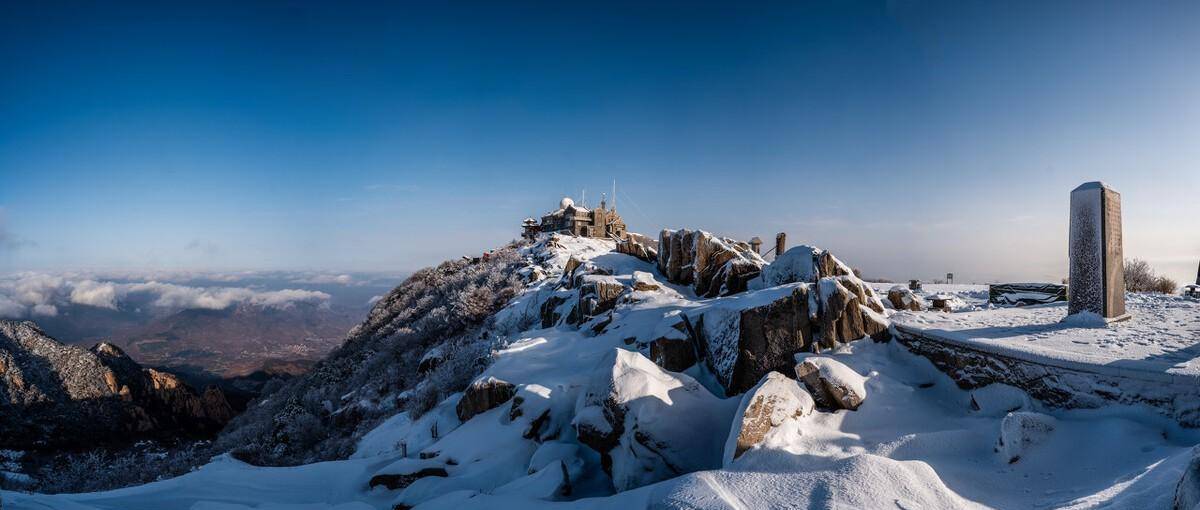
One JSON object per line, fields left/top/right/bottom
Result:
{"left": 1125, "top": 258, "right": 1178, "bottom": 294}
{"left": 214, "top": 241, "right": 529, "bottom": 466}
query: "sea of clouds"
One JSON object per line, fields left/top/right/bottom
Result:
{"left": 0, "top": 271, "right": 399, "bottom": 319}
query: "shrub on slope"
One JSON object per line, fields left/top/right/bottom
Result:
{"left": 214, "top": 242, "right": 528, "bottom": 466}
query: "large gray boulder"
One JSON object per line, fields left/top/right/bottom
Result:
{"left": 723, "top": 371, "right": 815, "bottom": 464}
{"left": 795, "top": 356, "right": 867, "bottom": 411}
{"left": 456, "top": 376, "right": 517, "bottom": 422}
{"left": 697, "top": 286, "right": 815, "bottom": 395}
{"left": 887, "top": 285, "right": 924, "bottom": 311}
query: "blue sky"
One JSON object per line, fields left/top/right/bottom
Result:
{"left": 1, "top": 1, "right": 1197, "bottom": 284}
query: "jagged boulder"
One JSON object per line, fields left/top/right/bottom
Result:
{"left": 540, "top": 295, "right": 570, "bottom": 328}
{"left": 887, "top": 285, "right": 924, "bottom": 311}
{"left": 756, "top": 246, "right": 888, "bottom": 348}
{"left": 648, "top": 316, "right": 697, "bottom": 372}
{"left": 697, "top": 286, "right": 814, "bottom": 395}
{"left": 795, "top": 356, "right": 867, "bottom": 411}
{"left": 569, "top": 275, "right": 625, "bottom": 325}
{"left": 996, "top": 411, "right": 1056, "bottom": 464}
{"left": 615, "top": 232, "right": 659, "bottom": 263}
{"left": 817, "top": 276, "right": 888, "bottom": 345}
{"left": 573, "top": 349, "right": 730, "bottom": 492}
{"left": 724, "top": 371, "right": 815, "bottom": 464}
{"left": 456, "top": 376, "right": 517, "bottom": 422}
{"left": 657, "top": 229, "right": 767, "bottom": 298}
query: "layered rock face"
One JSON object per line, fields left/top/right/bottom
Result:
{"left": 0, "top": 320, "right": 233, "bottom": 450}
{"left": 657, "top": 229, "right": 768, "bottom": 298}
{"left": 540, "top": 257, "right": 629, "bottom": 329}
{"left": 615, "top": 232, "right": 659, "bottom": 263}
{"left": 693, "top": 246, "right": 888, "bottom": 395}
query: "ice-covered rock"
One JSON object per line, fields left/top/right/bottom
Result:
{"left": 969, "top": 384, "right": 1032, "bottom": 417}
{"left": 1174, "top": 446, "right": 1200, "bottom": 510}
{"left": 887, "top": 285, "right": 924, "bottom": 311}
{"left": 724, "top": 371, "right": 815, "bottom": 464}
{"left": 657, "top": 229, "right": 767, "bottom": 298}
{"left": 996, "top": 411, "right": 1056, "bottom": 463}
{"left": 759, "top": 246, "right": 820, "bottom": 287}
{"left": 539, "top": 294, "right": 571, "bottom": 328}
{"left": 492, "top": 460, "right": 571, "bottom": 499}
{"left": 697, "top": 286, "right": 815, "bottom": 395}
{"left": 456, "top": 377, "right": 517, "bottom": 422}
{"left": 648, "top": 316, "right": 698, "bottom": 372}
{"left": 573, "top": 349, "right": 732, "bottom": 492}
{"left": 508, "top": 383, "right": 572, "bottom": 442}
{"left": 631, "top": 271, "right": 661, "bottom": 292}
{"left": 368, "top": 466, "right": 448, "bottom": 490}
{"left": 568, "top": 274, "right": 625, "bottom": 325}
{"left": 795, "top": 356, "right": 867, "bottom": 411}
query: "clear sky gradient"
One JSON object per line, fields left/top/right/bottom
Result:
{"left": 1, "top": 1, "right": 1197, "bottom": 284}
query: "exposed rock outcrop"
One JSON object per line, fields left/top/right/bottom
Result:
{"left": 568, "top": 275, "right": 625, "bottom": 325}
{"left": 887, "top": 285, "right": 924, "bottom": 311}
{"left": 573, "top": 349, "right": 730, "bottom": 492}
{"left": 657, "top": 229, "right": 767, "bottom": 298}
{"left": 615, "top": 232, "right": 659, "bottom": 263}
{"left": 456, "top": 376, "right": 517, "bottom": 422}
{"left": 0, "top": 320, "right": 233, "bottom": 450}
{"left": 724, "top": 371, "right": 814, "bottom": 464}
{"left": 691, "top": 246, "right": 890, "bottom": 395}
{"left": 795, "top": 357, "right": 867, "bottom": 411}
{"left": 697, "top": 286, "right": 814, "bottom": 395}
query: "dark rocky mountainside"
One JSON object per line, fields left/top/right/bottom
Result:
{"left": 0, "top": 320, "right": 234, "bottom": 450}
{"left": 214, "top": 242, "right": 529, "bottom": 465}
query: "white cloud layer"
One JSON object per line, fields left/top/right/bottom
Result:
{"left": 0, "top": 272, "right": 332, "bottom": 319}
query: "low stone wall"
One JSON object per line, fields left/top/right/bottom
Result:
{"left": 893, "top": 324, "right": 1200, "bottom": 427}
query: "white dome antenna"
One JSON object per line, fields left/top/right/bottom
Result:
{"left": 559, "top": 197, "right": 575, "bottom": 209}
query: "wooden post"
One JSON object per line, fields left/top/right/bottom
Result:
{"left": 774, "top": 233, "right": 786, "bottom": 261}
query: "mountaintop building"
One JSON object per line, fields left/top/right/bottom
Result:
{"left": 523, "top": 196, "right": 627, "bottom": 240}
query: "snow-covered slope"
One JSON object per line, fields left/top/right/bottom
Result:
{"left": 7, "top": 234, "right": 1200, "bottom": 509}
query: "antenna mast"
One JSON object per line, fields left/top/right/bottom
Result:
{"left": 612, "top": 180, "right": 617, "bottom": 211}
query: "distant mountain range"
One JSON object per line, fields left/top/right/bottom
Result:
{"left": 0, "top": 320, "right": 234, "bottom": 451}
{"left": 0, "top": 271, "right": 404, "bottom": 379}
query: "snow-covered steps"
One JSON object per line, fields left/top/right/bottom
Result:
{"left": 892, "top": 294, "right": 1200, "bottom": 426}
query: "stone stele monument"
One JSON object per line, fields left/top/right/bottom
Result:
{"left": 1068, "top": 181, "right": 1128, "bottom": 320}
